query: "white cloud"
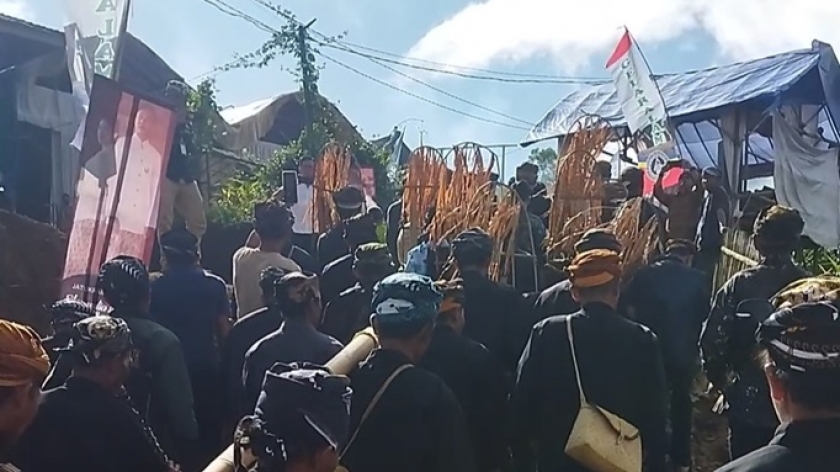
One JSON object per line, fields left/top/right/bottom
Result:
{"left": 408, "top": 0, "right": 840, "bottom": 73}
{"left": 0, "top": 0, "right": 36, "bottom": 21}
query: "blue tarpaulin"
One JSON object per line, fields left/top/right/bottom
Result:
{"left": 522, "top": 41, "right": 840, "bottom": 149}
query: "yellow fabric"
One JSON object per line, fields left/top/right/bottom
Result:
{"left": 0, "top": 320, "right": 49, "bottom": 387}
{"left": 568, "top": 249, "right": 622, "bottom": 288}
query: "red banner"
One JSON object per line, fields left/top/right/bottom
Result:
{"left": 61, "top": 76, "right": 176, "bottom": 307}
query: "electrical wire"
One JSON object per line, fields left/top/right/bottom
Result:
{"left": 317, "top": 51, "right": 532, "bottom": 131}
{"left": 318, "top": 40, "right": 534, "bottom": 126}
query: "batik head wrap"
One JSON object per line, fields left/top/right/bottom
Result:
{"left": 567, "top": 249, "right": 623, "bottom": 288}
{"left": 0, "top": 320, "right": 49, "bottom": 387}
{"left": 371, "top": 272, "right": 443, "bottom": 326}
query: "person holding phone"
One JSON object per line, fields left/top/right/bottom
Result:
{"left": 289, "top": 157, "right": 317, "bottom": 255}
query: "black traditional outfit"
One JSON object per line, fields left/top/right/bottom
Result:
{"left": 340, "top": 272, "right": 476, "bottom": 472}
{"left": 512, "top": 250, "right": 668, "bottom": 472}
{"left": 717, "top": 290, "right": 840, "bottom": 471}
{"left": 320, "top": 213, "right": 379, "bottom": 306}
{"left": 321, "top": 243, "right": 396, "bottom": 344}
{"left": 316, "top": 186, "right": 366, "bottom": 269}
{"left": 623, "top": 242, "right": 709, "bottom": 469}
{"left": 14, "top": 316, "right": 170, "bottom": 472}
{"left": 701, "top": 206, "right": 809, "bottom": 460}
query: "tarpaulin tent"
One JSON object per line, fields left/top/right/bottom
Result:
{"left": 522, "top": 41, "right": 840, "bottom": 193}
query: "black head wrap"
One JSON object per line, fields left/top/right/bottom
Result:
{"left": 452, "top": 228, "right": 492, "bottom": 263}
{"left": 64, "top": 315, "right": 133, "bottom": 365}
{"left": 574, "top": 228, "right": 622, "bottom": 254}
{"left": 332, "top": 186, "right": 365, "bottom": 211}
{"left": 758, "top": 301, "right": 840, "bottom": 374}
{"left": 159, "top": 228, "right": 199, "bottom": 261}
{"left": 753, "top": 205, "right": 804, "bottom": 250}
{"left": 235, "top": 363, "right": 351, "bottom": 470}
{"left": 97, "top": 256, "right": 150, "bottom": 309}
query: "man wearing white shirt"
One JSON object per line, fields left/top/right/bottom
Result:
{"left": 290, "top": 157, "right": 317, "bottom": 254}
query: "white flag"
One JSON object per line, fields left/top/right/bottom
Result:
{"left": 605, "top": 28, "right": 669, "bottom": 146}
{"left": 65, "top": 0, "right": 131, "bottom": 150}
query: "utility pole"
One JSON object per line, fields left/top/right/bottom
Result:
{"left": 296, "top": 18, "right": 317, "bottom": 158}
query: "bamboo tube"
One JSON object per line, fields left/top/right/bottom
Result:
{"left": 202, "top": 328, "right": 380, "bottom": 472}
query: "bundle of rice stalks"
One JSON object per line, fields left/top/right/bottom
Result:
{"left": 311, "top": 143, "right": 352, "bottom": 232}
{"left": 429, "top": 143, "right": 494, "bottom": 242}
{"left": 545, "top": 117, "right": 613, "bottom": 260}
{"left": 437, "top": 182, "right": 523, "bottom": 282}
{"left": 610, "top": 200, "right": 660, "bottom": 282}
{"left": 0, "top": 210, "right": 66, "bottom": 334}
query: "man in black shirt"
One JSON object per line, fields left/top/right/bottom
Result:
{"left": 158, "top": 80, "right": 207, "bottom": 242}
{"left": 513, "top": 249, "right": 668, "bottom": 472}
{"left": 316, "top": 186, "right": 366, "bottom": 269}
{"left": 624, "top": 239, "right": 709, "bottom": 471}
{"left": 385, "top": 198, "right": 402, "bottom": 264}
{"left": 717, "top": 284, "right": 840, "bottom": 472}
{"left": 532, "top": 228, "right": 623, "bottom": 324}
{"left": 452, "top": 228, "right": 529, "bottom": 377}
{"left": 321, "top": 242, "right": 396, "bottom": 344}
{"left": 320, "top": 213, "right": 379, "bottom": 307}
{"left": 222, "top": 267, "right": 285, "bottom": 426}
{"left": 241, "top": 272, "right": 342, "bottom": 413}
{"left": 14, "top": 316, "right": 173, "bottom": 472}
{"left": 341, "top": 272, "right": 476, "bottom": 472}
{"left": 695, "top": 166, "right": 730, "bottom": 284}
{"left": 701, "top": 206, "right": 809, "bottom": 460}
{"left": 420, "top": 279, "right": 509, "bottom": 472}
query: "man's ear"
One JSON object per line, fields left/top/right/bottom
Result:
{"left": 570, "top": 286, "right": 581, "bottom": 303}
{"left": 764, "top": 364, "right": 786, "bottom": 402}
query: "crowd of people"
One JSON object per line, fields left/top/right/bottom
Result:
{"left": 1, "top": 155, "right": 839, "bottom": 472}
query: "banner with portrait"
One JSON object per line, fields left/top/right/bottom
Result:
{"left": 62, "top": 76, "right": 176, "bottom": 308}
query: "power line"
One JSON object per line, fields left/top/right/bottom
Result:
{"left": 318, "top": 52, "right": 532, "bottom": 131}
{"left": 319, "top": 41, "right": 605, "bottom": 85}
{"left": 324, "top": 38, "right": 609, "bottom": 83}
{"left": 194, "top": 0, "right": 534, "bottom": 130}
{"left": 318, "top": 40, "right": 533, "bottom": 126}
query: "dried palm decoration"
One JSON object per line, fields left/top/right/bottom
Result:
{"left": 545, "top": 116, "right": 613, "bottom": 260}
{"left": 609, "top": 197, "right": 660, "bottom": 282}
{"left": 310, "top": 142, "right": 352, "bottom": 233}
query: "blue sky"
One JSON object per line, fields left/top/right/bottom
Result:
{"left": 4, "top": 0, "right": 839, "bottom": 177}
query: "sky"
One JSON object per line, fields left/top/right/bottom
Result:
{"left": 4, "top": 0, "right": 840, "bottom": 178}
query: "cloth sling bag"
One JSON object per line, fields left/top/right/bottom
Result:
{"left": 335, "top": 364, "right": 412, "bottom": 472}
{"left": 564, "top": 317, "right": 642, "bottom": 472}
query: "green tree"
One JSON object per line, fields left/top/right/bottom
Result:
{"left": 207, "top": 9, "right": 396, "bottom": 225}
{"left": 527, "top": 147, "right": 558, "bottom": 187}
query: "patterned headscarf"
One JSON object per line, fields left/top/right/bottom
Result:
{"left": 64, "top": 316, "right": 133, "bottom": 365}
{"left": 568, "top": 249, "right": 623, "bottom": 288}
{"left": 97, "top": 256, "right": 150, "bottom": 309}
{"left": 665, "top": 238, "right": 698, "bottom": 256}
{"left": 49, "top": 298, "right": 97, "bottom": 331}
{"left": 0, "top": 320, "right": 50, "bottom": 387}
{"left": 371, "top": 272, "right": 443, "bottom": 326}
{"left": 260, "top": 266, "right": 288, "bottom": 301}
{"left": 236, "top": 363, "right": 352, "bottom": 471}
{"left": 772, "top": 277, "right": 840, "bottom": 309}
{"left": 758, "top": 301, "right": 840, "bottom": 373}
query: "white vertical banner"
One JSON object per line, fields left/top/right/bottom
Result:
{"left": 65, "top": 0, "right": 131, "bottom": 150}
{"left": 605, "top": 27, "right": 670, "bottom": 147}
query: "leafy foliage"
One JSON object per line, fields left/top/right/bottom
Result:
{"left": 526, "top": 147, "right": 558, "bottom": 187}
{"left": 203, "top": 9, "right": 395, "bottom": 225}
{"left": 796, "top": 247, "right": 840, "bottom": 275}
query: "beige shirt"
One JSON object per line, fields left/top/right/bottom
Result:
{"left": 232, "top": 246, "right": 300, "bottom": 318}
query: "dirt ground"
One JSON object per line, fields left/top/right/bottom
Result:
{"left": 692, "top": 395, "right": 730, "bottom": 472}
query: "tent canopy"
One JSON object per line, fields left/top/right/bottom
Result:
{"left": 522, "top": 41, "right": 840, "bottom": 147}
